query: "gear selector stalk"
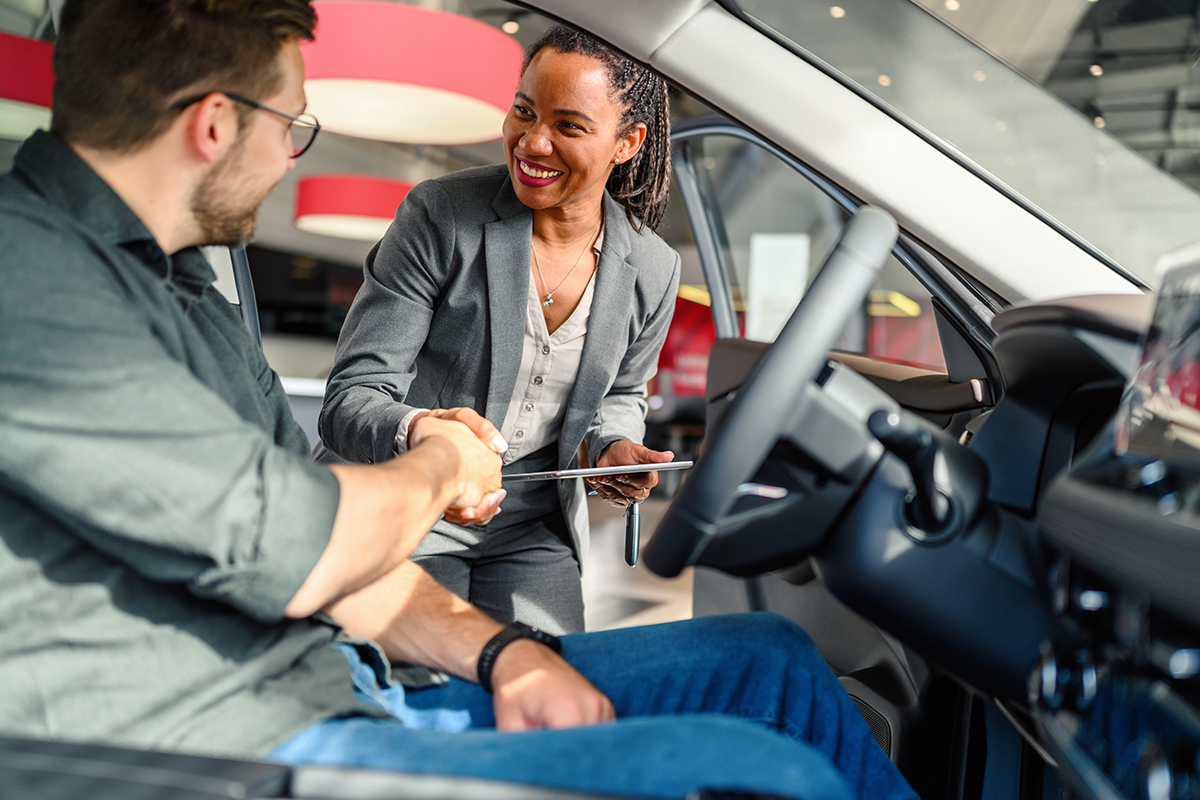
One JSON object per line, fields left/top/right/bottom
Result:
{"left": 867, "top": 409, "right": 949, "bottom": 531}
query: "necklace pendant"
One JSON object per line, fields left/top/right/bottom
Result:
{"left": 543, "top": 297, "right": 554, "bottom": 307}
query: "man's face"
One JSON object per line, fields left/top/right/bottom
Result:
{"left": 191, "top": 40, "right": 306, "bottom": 247}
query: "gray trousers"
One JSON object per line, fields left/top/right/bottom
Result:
{"left": 411, "top": 444, "right": 585, "bottom": 634}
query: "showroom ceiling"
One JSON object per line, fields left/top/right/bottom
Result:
{"left": 2, "top": 0, "right": 1199, "bottom": 267}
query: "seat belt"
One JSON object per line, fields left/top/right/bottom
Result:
{"left": 230, "top": 245, "right": 262, "bottom": 347}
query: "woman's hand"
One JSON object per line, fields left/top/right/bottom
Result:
{"left": 586, "top": 440, "right": 674, "bottom": 508}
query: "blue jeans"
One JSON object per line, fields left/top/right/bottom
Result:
{"left": 269, "top": 613, "right": 917, "bottom": 800}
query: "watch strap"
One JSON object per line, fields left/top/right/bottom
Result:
{"left": 476, "top": 622, "right": 562, "bottom": 694}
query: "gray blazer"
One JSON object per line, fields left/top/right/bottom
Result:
{"left": 314, "top": 165, "right": 681, "bottom": 561}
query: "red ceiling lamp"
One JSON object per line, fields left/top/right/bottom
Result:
{"left": 294, "top": 174, "right": 414, "bottom": 241}
{"left": 300, "top": 1, "right": 523, "bottom": 145}
{"left": 0, "top": 31, "right": 54, "bottom": 141}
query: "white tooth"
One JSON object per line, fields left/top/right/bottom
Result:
{"left": 521, "top": 161, "right": 559, "bottom": 179}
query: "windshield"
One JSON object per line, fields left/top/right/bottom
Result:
{"left": 730, "top": 0, "right": 1200, "bottom": 287}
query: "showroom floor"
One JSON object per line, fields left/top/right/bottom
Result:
{"left": 580, "top": 497, "right": 693, "bottom": 631}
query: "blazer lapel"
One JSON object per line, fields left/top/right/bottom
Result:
{"left": 559, "top": 195, "right": 639, "bottom": 467}
{"left": 483, "top": 181, "right": 533, "bottom": 427}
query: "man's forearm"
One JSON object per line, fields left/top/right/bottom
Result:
{"left": 325, "top": 559, "right": 503, "bottom": 679}
{"left": 328, "top": 560, "right": 618, "bottom": 730}
{"left": 285, "top": 437, "right": 463, "bottom": 619}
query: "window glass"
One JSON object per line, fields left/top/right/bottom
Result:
{"left": 733, "top": 0, "right": 1200, "bottom": 287}
{"left": 684, "top": 134, "right": 944, "bottom": 371}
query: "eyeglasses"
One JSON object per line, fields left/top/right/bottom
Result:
{"left": 172, "top": 91, "right": 321, "bottom": 158}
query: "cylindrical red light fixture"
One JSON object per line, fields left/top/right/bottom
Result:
{"left": 0, "top": 31, "right": 54, "bottom": 141}
{"left": 300, "top": 2, "right": 523, "bottom": 145}
{"left": 294, "top": 174, "right": 414, "bottom": 241}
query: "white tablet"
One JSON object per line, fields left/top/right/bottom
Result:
{"left": 502, "top": 460, "right": 694, "bottom": 483}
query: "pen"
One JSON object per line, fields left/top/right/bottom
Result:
{"left": 624, "top": 500, "right": 640, "bottom": 567}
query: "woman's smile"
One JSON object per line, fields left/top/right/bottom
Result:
{"left": 515, "top": 156, "right": 563, "bottom": 187}
{"left": 502, "top": 48, "right": 639, "bottom": 216}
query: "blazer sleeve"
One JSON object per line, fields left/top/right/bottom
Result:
{"left": 584, "top": 248, "right": 682, "bottom": 460}
{"left": 317, "top": 180, "right": 458, "bottom": 465}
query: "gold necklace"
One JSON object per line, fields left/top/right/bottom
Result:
{"left": 531, "top": 218, "right": 603, "bottom": 308}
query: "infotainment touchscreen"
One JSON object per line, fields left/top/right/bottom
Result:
{"left": 1116, "top": 261, "right": 1200, "bottom": 468}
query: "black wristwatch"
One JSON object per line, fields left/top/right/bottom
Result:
{"left": 476, "top": 622, "right": 562, "bottom": 694}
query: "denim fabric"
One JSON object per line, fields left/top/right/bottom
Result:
{"left": 269, "top": 614, "right": 917, "bottom": 800}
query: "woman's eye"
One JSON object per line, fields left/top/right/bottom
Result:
{"left": 514, "top": 104, "right": 532, "bottom": 117}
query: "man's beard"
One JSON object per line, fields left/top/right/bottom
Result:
{"left": 190, "top": 135, "right": 275, "bottom": 247}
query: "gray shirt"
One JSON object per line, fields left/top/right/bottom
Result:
{"left": 0, "top": 132, "right": 382, "bottom": 758}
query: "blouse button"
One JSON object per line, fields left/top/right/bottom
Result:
{"left": 542, "top": 345, "right": 551, "bottom": 355}
{"left": 524, "top": 403, "right": 534, "bottom": 412}
{"left": 533, "top": 376, "right": 543, "bottom": 385}
{"left": 515, "top": 430, "right": 524, "bottom": 438}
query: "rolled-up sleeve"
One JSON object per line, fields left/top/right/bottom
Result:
{"left": 0, "top": 223, "right": 338, "bottom": 624}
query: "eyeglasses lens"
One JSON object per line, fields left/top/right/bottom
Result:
{"left": 291, "top": 115, "right": 320, "bottom": 158}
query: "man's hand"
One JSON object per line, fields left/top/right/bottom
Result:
{"left": 326, "top": 561, "right": 614, "bottom": 732}
{"left": 410, "top": 408, "right": 506, "bottom": 524}
{"left": 586, "top": 440, "right": 674, "bottom": 508}
{"left": 287, "top": 412, "right": 503, "bottom": 619}
{"left": 489, "top": 639, "right": 615, "bottom": 731}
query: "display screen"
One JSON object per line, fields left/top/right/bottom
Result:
{"left": 1116, "top": 263, "right": 1200, "bottom": 469}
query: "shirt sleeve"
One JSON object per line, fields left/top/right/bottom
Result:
{"left": 0, "top": 220, "right": 339, "bottom": 624}
{"left": 318, "top": 180, "right": 456, "bottom": 465}
{"left": 586, "top": 249, "right": 682, "bottom": 460}
{"left": 392, "top": 407, "right": 430, "bottom": 456}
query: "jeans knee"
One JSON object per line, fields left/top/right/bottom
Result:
{"left": 697, "top": 612, "right": 820, "bottom": 667}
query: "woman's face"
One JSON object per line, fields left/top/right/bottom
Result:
{"left": 502, "top": 48, "right": 646, "bottom": 219}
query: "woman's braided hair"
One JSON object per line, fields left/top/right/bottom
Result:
{"left": 523, "top": 25, "right": 671, "bottom": 233}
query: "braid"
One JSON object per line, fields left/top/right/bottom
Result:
{"left": 523, "top": 25, "right": 671, "bottom": 233}
{"left": 609, "top": 73, "right": 671, "bottom": 232}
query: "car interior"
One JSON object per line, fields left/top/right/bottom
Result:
{"left": 5, "top": 1, "right": 1200, "bottom": 799}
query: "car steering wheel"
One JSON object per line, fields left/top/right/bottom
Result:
{"left": 642, "top": 206, "right": 899, "bottom": 578}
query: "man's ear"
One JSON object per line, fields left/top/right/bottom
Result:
{"left": 614, "top": 121, "right": 648, "bottom": 165}
{"left": 184, "top": 92, "right": 240, "bottom": 164}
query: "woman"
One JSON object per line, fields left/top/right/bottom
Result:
{"left": 314, "top": 25, "right": 680, "bottom": 634}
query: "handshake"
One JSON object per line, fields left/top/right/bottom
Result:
{"left": 406, "top": 408, "right": 677, "bottom": 523}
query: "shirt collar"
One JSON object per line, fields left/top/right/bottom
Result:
{"left": 15, "top": 131, "right": 157, "bottom": 248}
{"left": 12, "top": 130, "right": 214, "bottom": 285}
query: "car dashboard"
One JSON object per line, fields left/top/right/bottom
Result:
{"left": 1032, "top": 280, "right": 1200, "bottom": 800}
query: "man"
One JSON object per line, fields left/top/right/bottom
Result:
{"left": 0, "top": 1, "right": 916, "bottom": 798}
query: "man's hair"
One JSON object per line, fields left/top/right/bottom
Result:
{"left": 51, "top": 0, "right": 316, "bottom": 152}
{"left": 524, "top": 25, "right": 672, "bottom": 233}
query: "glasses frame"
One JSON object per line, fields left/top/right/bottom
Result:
{"left": 172, "top": 91, "right": 321, "bottom": 158}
